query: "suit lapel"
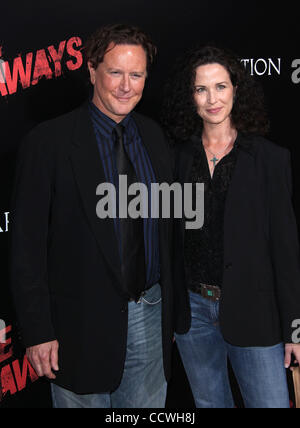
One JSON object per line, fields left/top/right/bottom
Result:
{"left": 69, "top": 108, "right": 173, "bottom": 291}
{"left": 132, "top": 112, "right": 172, "bottom": 184}
{"left": 224, "top": 135, "right": 258, "bottom": 257}
{"left": 69, "top": 104, "right": 122, "bottom": 288}
{"left": 132, "top": 112, "right": 173, "bottom": 263}
{"left": 186, "top": 134, "right": 258, "bottom": 261}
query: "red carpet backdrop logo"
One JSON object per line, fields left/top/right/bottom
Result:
{"left": 0, "top": 212, "right": 9, "bottom": 233}
{"left": 240, "top": 58, "right": 281, "bottom": 76}
{"left": 0, "top": 323, "right": 39, "bottom": 401}
{"left": 0, "top": 37, "right": 83, "bottom": 97}
{"left": 0, "top": 213, "right": 38, "bottom": 402}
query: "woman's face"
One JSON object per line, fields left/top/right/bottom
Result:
{"left": 193, "top": 63, "right": 236, "bottom": 127}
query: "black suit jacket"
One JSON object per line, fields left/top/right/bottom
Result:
{"left": 10, "top": 103, "right": 174, "bottom": 393}
{"left": 174, "top": 133, "right": 300, "bottom": 347}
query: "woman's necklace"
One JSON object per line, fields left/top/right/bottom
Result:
{"left": 203, "top": 133, "right": 237, "bottom": 168}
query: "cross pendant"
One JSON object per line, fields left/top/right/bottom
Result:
{"left": 210, "top": 156, "right": 219, "bottom": 167}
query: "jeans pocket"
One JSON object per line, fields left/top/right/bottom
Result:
{"left": 142, "top": 283, "right": 162, "bottom": 305}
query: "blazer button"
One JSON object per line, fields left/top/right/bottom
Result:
{"left": 121, "top": 305, "right": 128, "bottom": 313}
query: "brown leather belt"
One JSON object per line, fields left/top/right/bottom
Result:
{"left": 190, "top": 283, "right": 221, "bottom": 302}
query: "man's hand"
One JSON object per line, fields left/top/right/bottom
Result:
{"left": 285, "top": 343, "right": 300, "bottom": 371}
{"left": 26, "top": 340, "right": 59, "bottom": 379}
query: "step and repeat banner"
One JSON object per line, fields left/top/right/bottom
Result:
{"left": 0, "top": 0, "right": 299, "bottom": 408}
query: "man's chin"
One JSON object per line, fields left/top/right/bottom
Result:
{"left": 113, "top": 104, "right": 137, "bottom": 117}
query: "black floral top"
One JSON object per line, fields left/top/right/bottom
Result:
{"left": 184, "top": 136, "right": 238, "bottom": 290}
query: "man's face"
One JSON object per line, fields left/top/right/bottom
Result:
{"left": 88, "top": 43, "right": 147, "bottom": 123}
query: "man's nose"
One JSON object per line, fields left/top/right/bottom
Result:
{"left": 119, "top": 75, "right": 131, "bottom": 92}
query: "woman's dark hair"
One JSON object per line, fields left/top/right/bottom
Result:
{"left": 83, "top": 24, "right": 157, "bottom": 72}
{"left": 161, "top": 45, "right": 270, "bottom": 143}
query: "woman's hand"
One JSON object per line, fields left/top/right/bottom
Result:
{"left": 285, "top": 344, "right": 300, "bottom": 371}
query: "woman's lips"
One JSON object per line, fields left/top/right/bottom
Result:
{"left": 207, "top": 107, "right": 223, "bottom": 114}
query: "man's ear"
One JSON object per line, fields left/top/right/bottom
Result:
{"left": 88, "top": 61, "right": 96, "bottom": 85}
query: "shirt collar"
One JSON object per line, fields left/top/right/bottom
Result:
{"left": 191, "top": 132, "right": 256, "bottom": 158}
{"left": 88, "top": 100, "right": 131, "bottom": 137}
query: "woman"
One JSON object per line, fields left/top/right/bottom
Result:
{"left": 162, "top": 45, "right": 300, "bottom": 408}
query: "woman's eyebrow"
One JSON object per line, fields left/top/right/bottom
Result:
{"left": 195, "top": 81, "right": 228, "bottom": 87}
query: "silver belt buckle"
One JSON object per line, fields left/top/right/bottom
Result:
{"left": 200, "top": 283, "right": 221, "bottom": 302}
{"left": 137, "top": 291, "right": 146, "bottom": 304}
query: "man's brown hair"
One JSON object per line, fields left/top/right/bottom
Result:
{"left": 84, "top": 24, "right": 157, "bottom": 72}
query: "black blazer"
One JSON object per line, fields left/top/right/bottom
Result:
{"left": 10, "top": 103, "right": 174, "bottom": 394}
{"left": 174, "top": 133, "right": 300, "bottom": 347}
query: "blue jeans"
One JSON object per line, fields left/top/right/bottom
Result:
{"left": 175, "top": 291, "right": 290, "bottom": 408}
{"left": 51, "top": 283, "right": 167, "bottom": 408}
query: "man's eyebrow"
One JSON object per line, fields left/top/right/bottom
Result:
{"left": 106, "top": 68, "right": 146, "bottom": 74}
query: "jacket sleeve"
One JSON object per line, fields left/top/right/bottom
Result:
{"left": 10, "top": 127, "right": 56, "bottom": 348}
{"left": 270, "top": 148, "right": 300, "bottom": 343}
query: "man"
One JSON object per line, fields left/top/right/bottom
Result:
{"left": 10, "top": 24, "right": 174, "bottom": 408}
